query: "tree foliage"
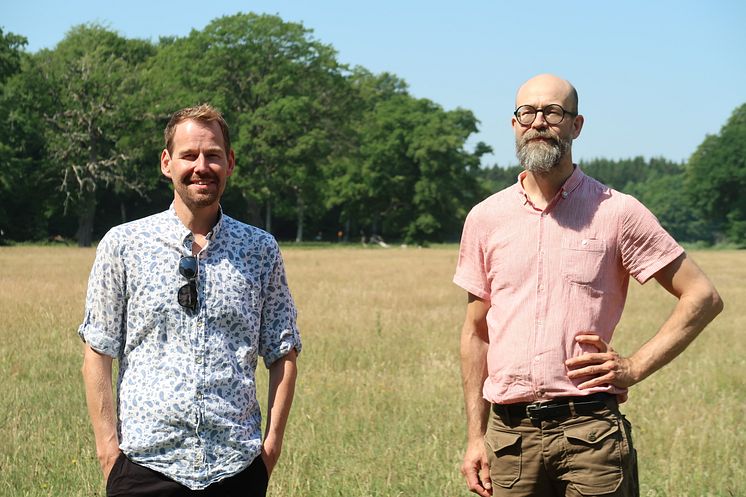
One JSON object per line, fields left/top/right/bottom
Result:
{"left": 1, "top": 17, "right": 743, "bottom": 247}
{"left": 686, "top": 103, "right": 746, "bottom": 244}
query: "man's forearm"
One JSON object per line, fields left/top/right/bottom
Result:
{"left": 461, "top": 324, "right": 490, "bottom": 442}
{"left": 263, "top": 349, "right": 298, "bottom": 473}
{"left": 628, "top": 283, "right": 723, "bottom": 384}
{"left": 81, "top": 345, "right": 120, "bottom": 478}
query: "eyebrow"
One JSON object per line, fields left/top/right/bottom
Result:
{"left": 177, "top": 146, "right": 225, "bottom": 156}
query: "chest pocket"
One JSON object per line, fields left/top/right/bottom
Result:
{"left": 561, "top": 237, "right": 607, "bottom": 286}
{"left": 213, "top": 270, "right": 260, "bottom": 322}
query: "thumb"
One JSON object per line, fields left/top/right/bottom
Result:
{"left": 479, "top": 460, "right": 492, "bottom": 490}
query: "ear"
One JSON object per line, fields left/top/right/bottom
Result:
{"left": 160, "top": 149, "right": 173, "bottom": 178}
{"left": 511, "top": 115, "right": 521, "bottom": 135}
{"left": 226, "top": 149, "right": 236, "bottom": 178}
{"left": 572, "top": 114, "right": 584, "bottom": 139}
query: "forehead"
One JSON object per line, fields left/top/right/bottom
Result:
{"left": 171, "top": 119, "right": 226, "bottom": 150}
{"left": 516, "top": 77, "right": 574, "bottom": 108}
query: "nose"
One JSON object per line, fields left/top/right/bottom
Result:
{"left": 194, "top": 152, "right": 209, "bottom": 171}
{"left": 531, "top": 109, "right": 548, "bottom": 129}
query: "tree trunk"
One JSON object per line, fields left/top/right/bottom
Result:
{"left": 295, "top": 193, "right": 304, "bottom": 242}
{"left": 265, "top": 199, "right": 272, "bottom": 233}
{"left": 120, "top": 200, "right": 127, "bottom": 224}
{"left": 243, "top": 195, "right": 262, "bottom": 227}
{"left": 76, "top": 193, "right": 97, "bottom": 247}
{"left": 344, "top": 217, "right": 350, "bottom": 242}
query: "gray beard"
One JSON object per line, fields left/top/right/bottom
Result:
{"left": 516, "top": 133, "right": 572, "bottom": 175}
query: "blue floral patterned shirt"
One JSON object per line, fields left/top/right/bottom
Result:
{"left": 78, "top": 206, "right": 301, "bottom": 489}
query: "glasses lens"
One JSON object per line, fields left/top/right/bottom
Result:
{"left": 515, "top": 105, "right": 536, "bottom": 125}
{"left": 178, "top": 282, "right": 197, "bottom": 310}
{"left": 543, "top": 105, "right": 565, "bottom": 124}
{"left": 179, "top": 256, "right": 198, "bottom": 280}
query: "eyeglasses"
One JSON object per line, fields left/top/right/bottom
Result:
{"left": 177, "top": 256, "right": 198, "bottom": 311}
{"left": 514, "top": 104, "right": 577, "bottom": 126}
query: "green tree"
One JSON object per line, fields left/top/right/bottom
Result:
{"left": 686, "top": 103, "right": 746, "bottom": 245}
{"left": 0, "top": 29, "right": 53, "bottom": 242}
{"left": 36, "top": 24, "right": 156, "bottom": 246}
{"left": 147, "top": 13, "right": 351, "bottom": 240}
{"left": 626, "top": 173, "right": 713, "bottom": 243}
{"left": 329, "top": 69, "right": 488, "bottom": 244}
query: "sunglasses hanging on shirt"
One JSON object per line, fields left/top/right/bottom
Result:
{"left": 177, "top": 256, "right": 198, "bottom": 311}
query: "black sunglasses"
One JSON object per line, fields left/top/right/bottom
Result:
{"left": 178, "top": 256, "right": 198, "bottom": 311}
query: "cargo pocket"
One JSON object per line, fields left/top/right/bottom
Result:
{"left": 563, "top": 416, "right": 623, "bottom": 495}
{"left": 484, "top": 429, "right": 521, "bottom": 488}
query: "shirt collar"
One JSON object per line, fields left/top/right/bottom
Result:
{"left": 515, "top": 164, "right": 585, "bottom": 204}
{"left": 166, "top": 203, "right": 225, "bottom": 252}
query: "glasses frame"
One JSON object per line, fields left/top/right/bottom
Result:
{"left": 513, "top": 104, "right": 577, "bottom": 126}
{"left": 177, "top": 256, "right": 198, "bottom": 311}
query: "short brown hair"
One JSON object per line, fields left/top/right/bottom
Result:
{"left": 164, "top": 104, "right": 231, "bottom": 154}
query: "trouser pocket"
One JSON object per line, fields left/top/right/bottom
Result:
{"left": 105, "top": 452, "right": 127, "bottom": 495}
{"left": 484, "top": 428, "right": 522, "bottom": 488}
{"left": 563, "top": 414, "right": 623, "bottom": 495}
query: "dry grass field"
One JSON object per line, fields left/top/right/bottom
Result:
{"left": 0, "top": 245, "right": 743, "bottom": 496}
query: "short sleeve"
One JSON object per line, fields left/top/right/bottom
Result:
{"left": 77, "top": 230, "right": 127, "bottom": 357}
{"left": 258, "top": 239, "right": 301, "bottom": 367}
{"left": 453, "top": 207, "right": 491, "bottom": 300}
{"left": 619, "top": 195, "right": 684, "bottom": 284}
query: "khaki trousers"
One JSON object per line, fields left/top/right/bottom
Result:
{"left": 485, "top": 398, "right": 638, "bottom": 497}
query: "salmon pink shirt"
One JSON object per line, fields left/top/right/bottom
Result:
{"left": 454, "top": 167, "right": 683, "bottom": 404}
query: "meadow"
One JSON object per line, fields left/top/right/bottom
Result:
{"left": 0, "top": 245, "right": 743, "bottom": 497}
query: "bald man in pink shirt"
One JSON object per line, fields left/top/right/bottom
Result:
{"left": 454, "top": 74, "right": 723, "bottom": 497}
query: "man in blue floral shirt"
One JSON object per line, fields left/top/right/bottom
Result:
{"left": 80, "top": 104, "right": 301, "bottom": 496}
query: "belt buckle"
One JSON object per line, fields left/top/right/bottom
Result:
{"left": 525, "top": 400, "right": 550, "bottom": 422}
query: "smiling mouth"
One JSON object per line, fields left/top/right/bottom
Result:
{"left": 189, "top": 179, "right": 215, "bottom": 186}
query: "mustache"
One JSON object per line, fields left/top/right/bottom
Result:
{"left": 183, "top": 173, "right": 218, "bottom": 184}
{"left": 519, "top": 129, "right": 559, "bottom": 147}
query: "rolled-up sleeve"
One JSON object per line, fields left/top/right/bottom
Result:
{"left": 619, "top": 196, "right": 684, "bottom": 284}
{"left": 77, "top": 230, "right": 126, "bottom": 357}
{"left": 258, "top": 240, "right": 301, "bottom": 367}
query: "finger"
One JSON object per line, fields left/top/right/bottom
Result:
{"left": 465, "top": 472, "right": 488, "bottom": 496}
{"left": 479, "top": 461, "right": 492, "bottom": 492}
{"left": 577, "top": 372, "right": 614, "bottom": 389}
{"left": 565, "top": 352, "right": 611, "bottom": 368}
{"left": 463, "top": 466, "right": 491, "bottom": 497}
{"left": 575, "top": 334, "right": 608, "bottom": 352}
{"left": 567, "top": 358, "right": 619, "bottom": 379}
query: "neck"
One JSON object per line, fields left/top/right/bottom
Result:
{"left": 521, "top": 157, "right": 574, "bottom": 209}
{"left": 173, "top": 197, "right": 220, "bottom": 236}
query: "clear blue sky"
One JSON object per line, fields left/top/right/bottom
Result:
{"left": 3, "top": 0, "right": 745, "bottom": 168}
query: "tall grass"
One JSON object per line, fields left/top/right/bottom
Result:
{"left": 0, "top": 246, "right": 742, "bottom": 496}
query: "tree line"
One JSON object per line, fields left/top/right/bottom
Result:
{"left": 0, "top": 14, "right": 744, "bottom": 246}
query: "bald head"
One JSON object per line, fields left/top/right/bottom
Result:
{"left": 516, "top": 74, "right": 578, "bottom": 113}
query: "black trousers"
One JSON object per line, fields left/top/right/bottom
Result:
{"left": 106, "top": 453, "right": 269, "bottom": 497}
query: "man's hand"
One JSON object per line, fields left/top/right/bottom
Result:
{"left": 565, "top": 334, "right": 638, "bottom": 389}
{"left": 461, "top": 439, "right": 492, "bottom": 497}
{"left": 99, "top": 447, "right": 122, "bottom": 482}
{"left": 261, "top": 441, "right": 280, "bottom": 478}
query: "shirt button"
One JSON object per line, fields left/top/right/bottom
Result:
{"left": 581, "top": 239, "right": 589, "bottom": 246}
{"left": 195, "top": 356, "right": 203, "bottom": 364}
{"left": 534, "top": 356, "right": 541, "bottom": 362}
{"left": 562, "top": 191, "right": 568, "bottom": 199}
